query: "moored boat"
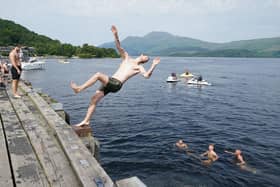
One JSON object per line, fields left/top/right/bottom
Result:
{"left": 22, "top": 57, "right": 45, "bottom": 70}
{"left": 187, "top": 77, "right": 211, "bottom": 86}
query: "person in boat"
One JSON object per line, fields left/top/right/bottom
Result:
{"left": 200, "top": 144, "right": 219, "bottom": 165}
{"left": 171, "top": 72, "right": 177, "bottom": 80}
{"left": 70, "top": 25, "right": 160, "bottom": 127}
{"left": 176, "top": 139, "right": 188, "bottom": 150}
{"left": 197, "top": 75, "right": 203, "bottom": 81}
{"left": 184, "top": 71, "right": 190, "bottom": 75}
{"left": 9, "top": 46, "right": 22, "bottom": 98}
{"left": 225, "top": 149, "right": 246, "bottom": 165}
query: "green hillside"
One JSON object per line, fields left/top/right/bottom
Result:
{"left": 100, "top": 32, "right": 280, "bottom": 57}
{"left": 0, "top": 18, "right": 118, "bottom": 58}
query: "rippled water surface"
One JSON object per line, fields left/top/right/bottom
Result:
{"left": 22, "top": 57, "right": 280, "bottom": 186}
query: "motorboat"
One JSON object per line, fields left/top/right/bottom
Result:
{"left": 22, "top": 57, "right": 45, "bottom": 70}
{"left": 58, "top": 59, "right": 70, "bottom": 64}
{"left": 187, "top": 77, "right": 211, "bottom": 86}
{"left": 180, "top": 72, "right": 194, "bottom": 78}
{"left": 166, "top": 73, "right": 180, "bottom": 83}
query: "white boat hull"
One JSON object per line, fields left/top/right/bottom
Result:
{"left": 187, "top": 78, "right": 211, "bottom": 86}
{"left": 166, "top": 76, "right": 180, "bottom": 83}
{"left": 22, "top": 61, "right": 45, "bottom": 70}
{"left": 58, "top": 60, "right": 70, "bottom": 64}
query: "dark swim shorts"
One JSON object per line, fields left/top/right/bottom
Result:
{"left": 11, "top": 66, "right": 22, "bottom": 80}
{"left": 99, "top": 77, "right": 123, "bottom": 95}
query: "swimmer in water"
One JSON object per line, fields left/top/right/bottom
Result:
{"left": 200, "top": 144, "right": 219, "bottom": 165}
{"left": 225, "top": 149, "right": 256, "bottom": 173}
{"left": 176, "top": 139, "right": 188, "bottom": 150}
{"left": 225, "top": 149, "right": 246, "bottom": 165}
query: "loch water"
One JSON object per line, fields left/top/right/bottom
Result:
{"left": 22, "top": 57, "right": 280, "bottom": 187}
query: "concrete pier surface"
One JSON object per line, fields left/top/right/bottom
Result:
{"left": 0, "top": 75, "right": 146, "bottom": 187}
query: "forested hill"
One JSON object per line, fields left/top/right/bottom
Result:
{"left": 0, "top": 18, "right": 118, "bottom": 58}
{"left": 100, "top": 31, "right": 280, "bottom": 58}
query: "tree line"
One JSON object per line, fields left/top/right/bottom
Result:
{"left": 0, "top": 18, "right": 119, "bottom": 58}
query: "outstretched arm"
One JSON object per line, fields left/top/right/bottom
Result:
{"left": 224, "top": 150, "right": 235, "bottom": 155}
{"left": 139, "top": 57, "right": 160, "bottom": 78}
{"left": 200, "top": 151, "right": 208, "bottom": 157}
{"left": 111, "top": 25, "right": 127, "bottom": 59}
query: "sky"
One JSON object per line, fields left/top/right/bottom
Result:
{"left": 0, "top": 0, "right": 280, "bottom": 46}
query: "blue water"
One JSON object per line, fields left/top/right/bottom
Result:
{"left": 22, "top": 57, "right": 280, "bottom": 187}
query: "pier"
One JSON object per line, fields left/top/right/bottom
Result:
{"left": 0, "top": 75, "right": 146, "bottom": 187}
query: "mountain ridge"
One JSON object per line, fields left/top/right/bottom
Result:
{"left": 100, "top": 31, "right": 280, "bottom": 57}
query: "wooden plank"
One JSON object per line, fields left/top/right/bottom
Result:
{"left": 20, "top": 82, "right": 114, "bottom": 187}
{"left": 72, "top": 126, "right": 92, "bottom": 137}
{"left": 7, "top": 89, "right": 81, "bottom": 187}
{"left": 0, "top": 96, "right": 49, "bottom": 187}
{"left": 0, "top": 91, "right": 13, "bottom": 187}
{"left": 0, "top": 117, "right": 13, "bottom": 187}
{"left": 116, "top": 177, "right": 147, "bottom": 187}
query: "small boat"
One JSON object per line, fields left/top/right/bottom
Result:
{"left": 22, "top": 57, "right": 45, "bottom": 70}
{"left": 58, "top": 59, "right": 70, "bottom": 64}
{"left": 166, "top": 73, "right": 180, "bottom": 83}
{"left": 180, "top": 72, "right": 194, "bottom": 78}
{"left": 187, "top": 77, "right": 211, "bottom": 86}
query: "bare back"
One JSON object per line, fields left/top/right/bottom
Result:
{"left": 207, "top": 150, "right": 218, "bottom": 161}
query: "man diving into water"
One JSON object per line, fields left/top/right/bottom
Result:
{"left": 71, "top": 25, "right": 160, "bottom": 127}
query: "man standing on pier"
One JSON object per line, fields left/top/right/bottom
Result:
{"left": 9, "top": 46, "right": 22, "bottom": 98}
{"left": 71, "top": 25, "right": 160, "bottom": 127}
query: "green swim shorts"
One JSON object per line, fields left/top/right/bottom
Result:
{"left": 99, "top": 77, "right": 123, "bottom": 95}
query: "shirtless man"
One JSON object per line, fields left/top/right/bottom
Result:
{"left": 71, "top": 25, "right": 160, "bottom": 127}
{"left": 176, "top": 139, "right": 188, "bottom": 150}
{"left": 9, "top": 46, "right": 22, "bottom": 98}
{"left": 225, "top": 149, "right": 246, "bottom": 165}
{"left": 200, "top": 144, "right": 219, "bottom": 165}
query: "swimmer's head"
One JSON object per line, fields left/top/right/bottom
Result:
{"left": 138, "top": 54, "right": 149, "bottom": 64}
{"left": 178, "top": 139, "right": 183, "bottom": 144}
{"left": 15, "top": 45, "right": 21, "bottom": 53}
{"left": 209, "top": 144, "right": 214, "bottom": 150}
{"left": 235, "top": 149, "right": 242, "bottom": 155}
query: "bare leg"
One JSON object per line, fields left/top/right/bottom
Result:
{"left": 16, "top": 80, "right": 19, "bottom": 93}
{"left": 12, "top": 80, "right": 21, "bottom": 97}
{"left": 74, "top": 90, "right": 105, "bottom": 127}
{"left": 12, "top": 80, "right": 16, "bottom": 94}
{"left": 71, "top": 72, "right": 109, "bottom": 94}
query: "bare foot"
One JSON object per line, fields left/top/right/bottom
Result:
{"left": 70, "top": 81, "right": 81, "bottom": 94}
{"left": 73, "top": 121, "right": 90, "bottom": 127}
{"left": 14, "top": 94, "right": 21, "bottom": 98}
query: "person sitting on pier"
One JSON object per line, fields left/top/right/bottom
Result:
{"left": 0, "top": 60, "right": 9, "bottom": 75}
{"left": 225, "top": 149, "right": 246, "bottom": 165}
{"left": 9, "top": 46, "right": 22, "bottom": 98}
{"left": 200, "top": 144, "right": 219, "bottom": 165}
{"left": 176, "top": 139, "right": 188, "bottom": 150}
{"left": 70, "top": 25, "right": 160, "bottom": 127}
